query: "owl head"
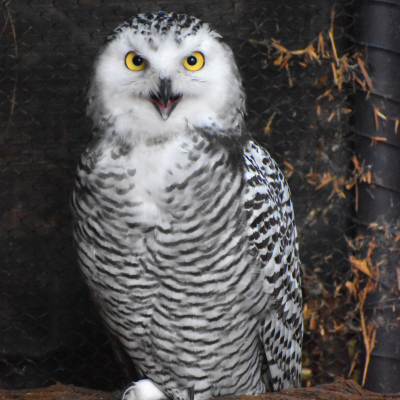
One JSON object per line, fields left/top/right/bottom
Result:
{"left": 87, "top": 12, "right": 245, "bottom": 142}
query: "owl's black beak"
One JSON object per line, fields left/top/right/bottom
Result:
{"left": 150, "top": 78, "right": 182, "bottom": 120}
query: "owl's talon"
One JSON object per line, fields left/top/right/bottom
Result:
{"left": 122, "top": 379, "right": 166, "bottom": 400}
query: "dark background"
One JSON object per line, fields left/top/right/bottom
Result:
{"left": 1, "top": 0, "right": 364, "bottom": 392}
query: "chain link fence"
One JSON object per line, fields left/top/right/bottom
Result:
{"left": 1, "top": 0, "right": 367, "bottom": 392}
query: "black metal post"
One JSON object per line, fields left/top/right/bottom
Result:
{"left": 354, "top": 0, "right": 400, "bottom": 393}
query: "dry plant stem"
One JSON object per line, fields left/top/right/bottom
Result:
{"left": 264, "top": 111, "right": 276, "bottom": 134}
{"left": 349, "top": 241, "right": 380, "bottom": 386}
{"left": 1, "top": 1, "right": 18, "bottom": 134}
{"left": 329, "top": 9, "right": 339, "bottom": 65}
{"left": 359, "top": 292, "right": 377, "bottom": 387}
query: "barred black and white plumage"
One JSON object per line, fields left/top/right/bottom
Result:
{"left": 71, "top": 11, "right": 302, "bottom": 400}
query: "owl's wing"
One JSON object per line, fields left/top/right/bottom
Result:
{"left": 243, "top": 140, "right": 302, "bottom": 391}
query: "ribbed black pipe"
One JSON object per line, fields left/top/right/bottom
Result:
{"left": 354, "top": 0, "right": 400, "bottom": 393}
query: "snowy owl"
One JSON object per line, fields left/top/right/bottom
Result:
{"left": 71, "top": 11, "right": 302, "bottom": 400}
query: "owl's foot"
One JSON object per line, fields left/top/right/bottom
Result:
{"left": 122, "top": 379, "right": 166, "bottom": 400}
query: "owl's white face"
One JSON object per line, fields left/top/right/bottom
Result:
{"left": 87, "top": 13, "right": 245, "bottom": 143}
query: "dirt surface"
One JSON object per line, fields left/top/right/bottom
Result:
{"left": 0, "top": 382, "right": 115, "bottom": 400}
{"left": 0, "top": 380, "right": 399, "bottom": 400}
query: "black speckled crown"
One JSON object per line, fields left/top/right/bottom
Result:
{"left": 107, "top": 11, "right": 220, "bottom": 43}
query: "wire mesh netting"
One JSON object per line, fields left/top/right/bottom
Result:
{"left": 0, "top": 0, "right": 373, "bottom": 393}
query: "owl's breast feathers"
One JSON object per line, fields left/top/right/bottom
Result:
{"left": 71, "top": 128, "right": 301, "bottom": 396}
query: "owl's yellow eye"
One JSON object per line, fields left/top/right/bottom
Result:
{"left": 183, "top": 52, "right": 204, "bottom": 71}
{"left": 125, "top": 52, "right": 146, "bottom": 71}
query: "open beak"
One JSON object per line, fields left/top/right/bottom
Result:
{"left": 150, "top": 78, "right": 182, "bottom": 120}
